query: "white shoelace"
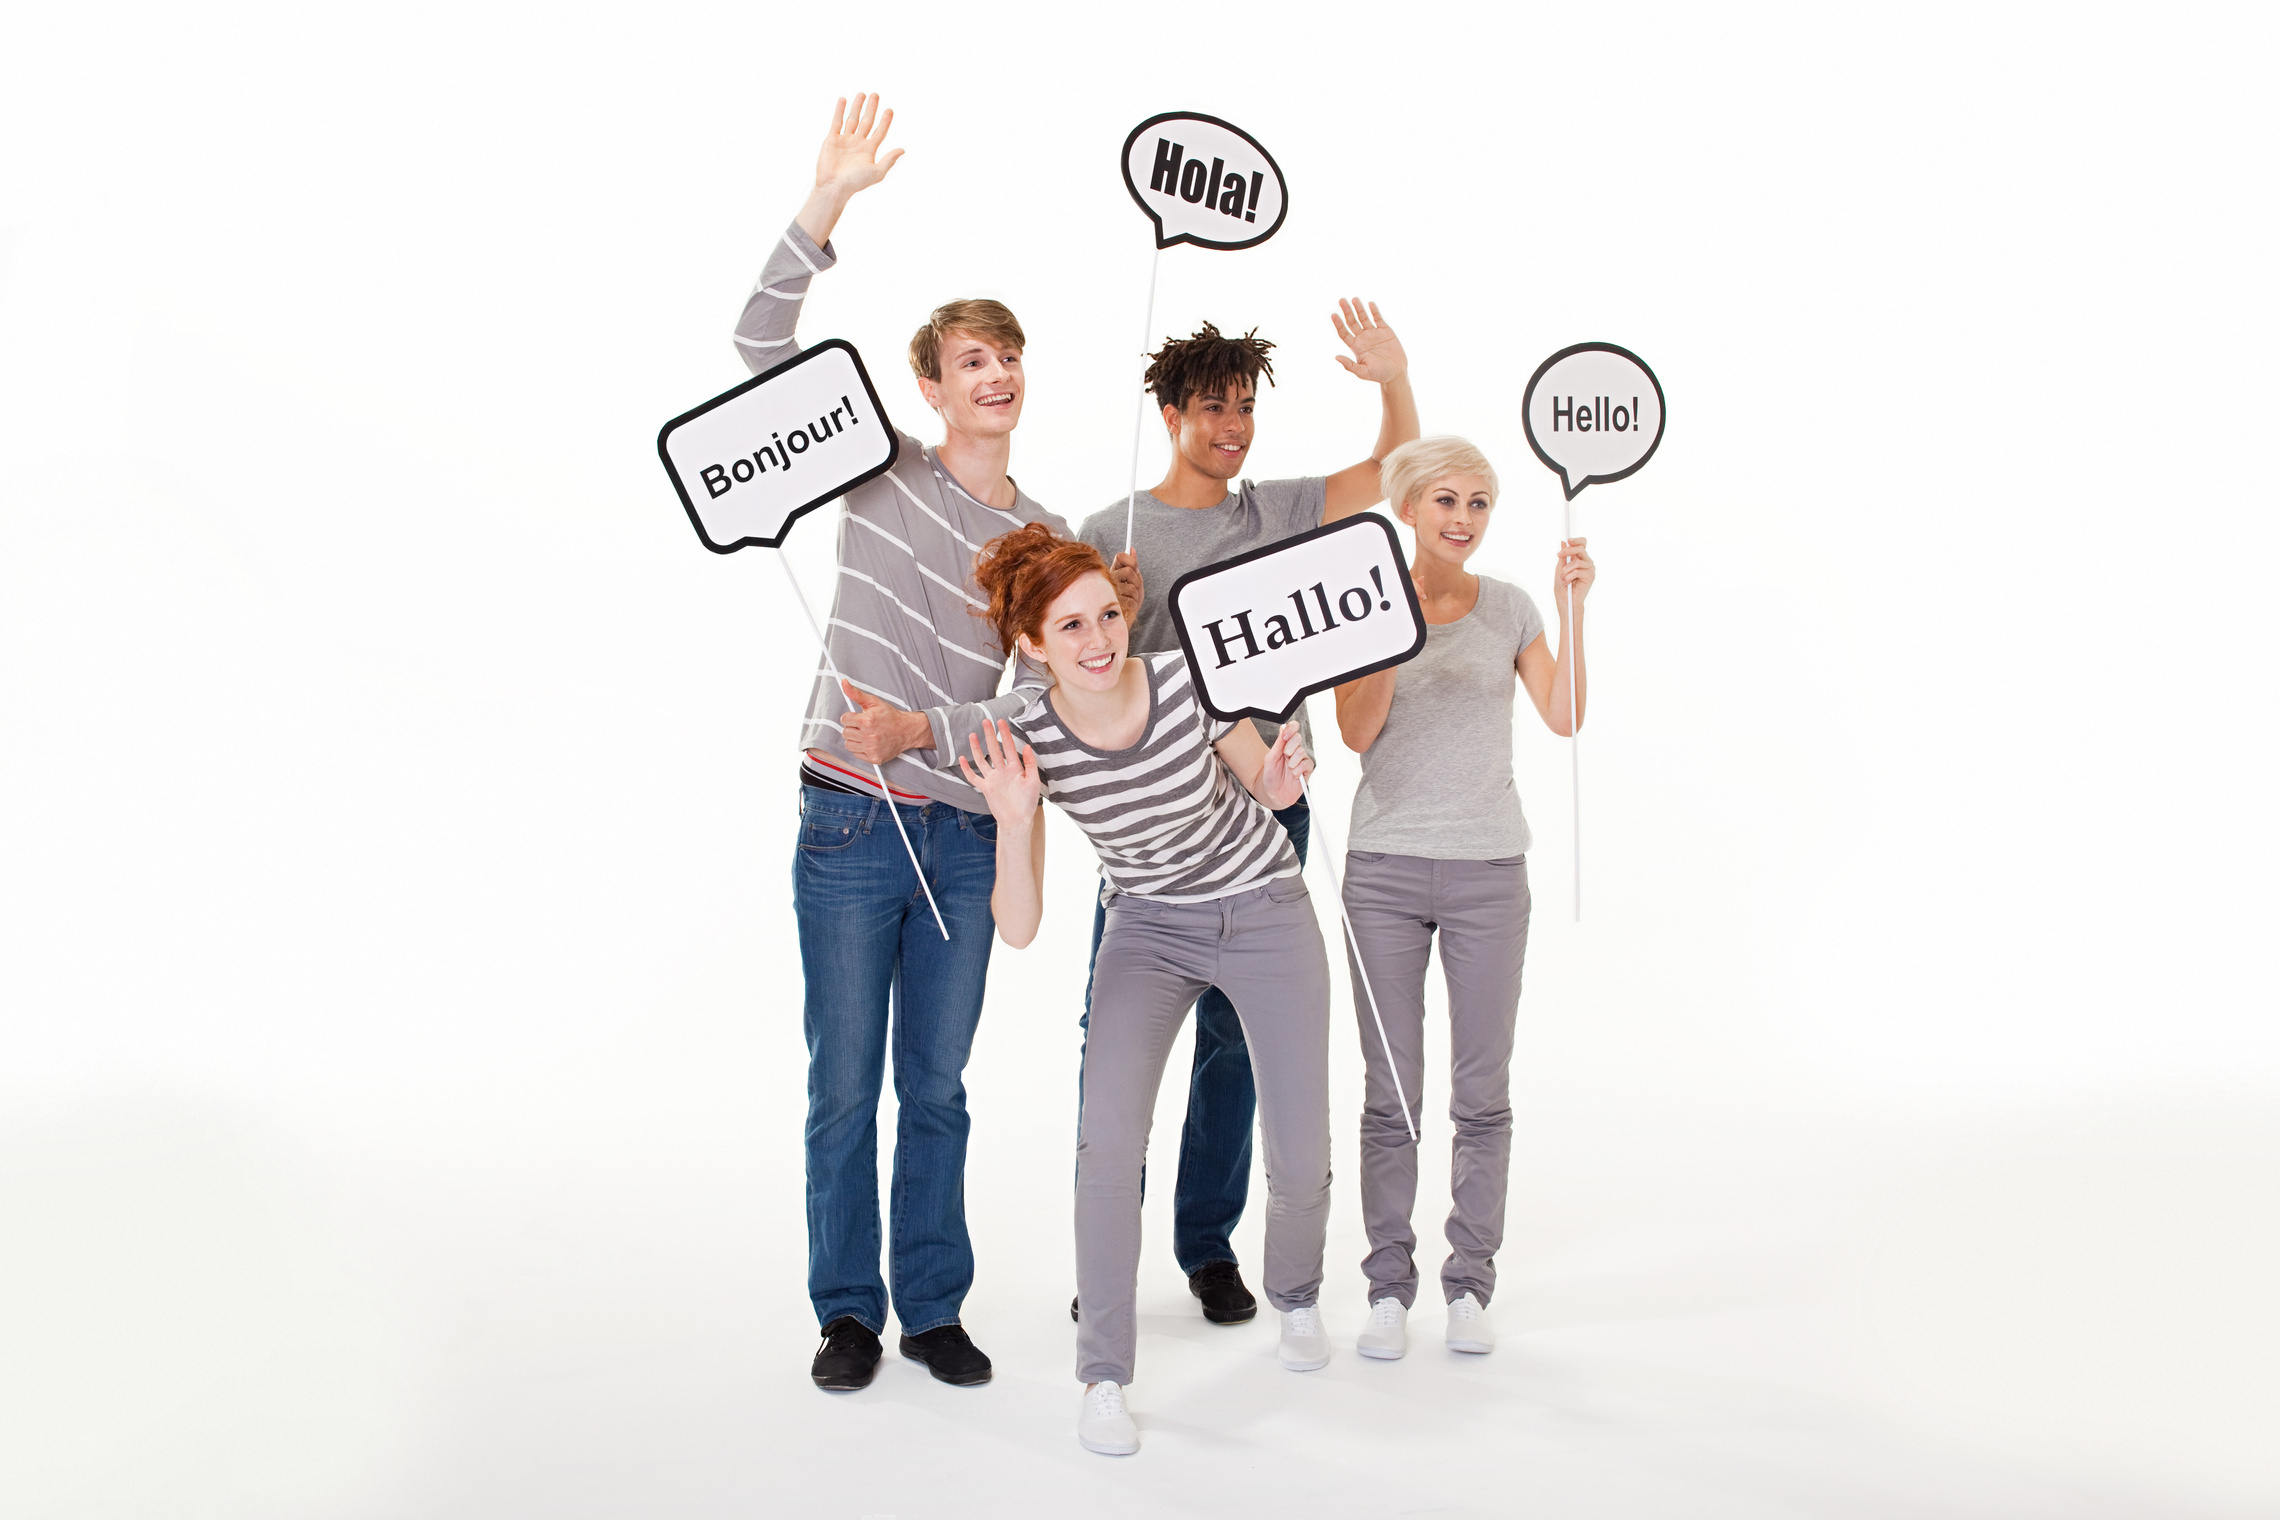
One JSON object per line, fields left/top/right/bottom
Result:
{"left": 1086, "top": 1382, "right": 1128, "bottom": 1418}
{"left": 1369, "top": 1298, "right": 1404, "bottom": 1327}
{"left": 1450, "top": 1297, "right": 1482, "bottom": 1323}
{"left": 1285, "top": 1306, "right": 1322, "bottom": 1336}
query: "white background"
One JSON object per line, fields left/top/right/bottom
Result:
{"left": 2, "top": 4, "right": 2275, "bottom": 1517}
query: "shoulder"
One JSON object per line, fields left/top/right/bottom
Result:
{"left": 1075, "top": 505, "right": 1125, "bottom": 552}
{"left": 1244, "top": 476, "right": 1326, "bottom": 508}
{"left": 1012, "top": 494, "right": 1073, "bottom": 539}
{"left": 1482, "top": 575, "right": 1545, "bottom": 639}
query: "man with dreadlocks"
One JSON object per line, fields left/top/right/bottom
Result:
{"left": 1063, "top": 302, "right": 1419, "bottom": 1328}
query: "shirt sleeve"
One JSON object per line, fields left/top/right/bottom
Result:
{"left": 921, "top": 649, "right": 1051, "bottom": 763}
{"left": 732, "top": 221, "right": 835, "bottom": 373}
{"left": 1507, "top": 579, "right": 1548, "bottom": 657}
{"left": 1250, "top": 476, "right": 1329, "bottom": 536}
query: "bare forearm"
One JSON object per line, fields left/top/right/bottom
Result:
{"left": 1374, "top": 372, "right": 1419, "bottom": 462}
{"left": 989, "top": 813, "right": 1045, "bottom": 948}
{"left": 795, "top": 184, "right": 855, "bottom": 248}
{"left": 1335, "top": 671, "right": 1394, "bottom": 751}
{"left": 1323, "top": 375, "right": 1421, "bottom": 521}
{"left": 1548, "top": 607, "right": 1587, "bottom": 736}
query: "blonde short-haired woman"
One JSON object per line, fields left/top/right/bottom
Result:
{"left": 1331, "top": 435, "right": 1595, "bottom": 1359}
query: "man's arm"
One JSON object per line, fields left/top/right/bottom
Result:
{"left": 841, "top": 652, "right": 1049, "bottom": 768}
{"left": 1322, "top": 298, "right": 1419, "bottom": 522}
{"left": 732, "top": 95, "right": 902, "bottom": 374}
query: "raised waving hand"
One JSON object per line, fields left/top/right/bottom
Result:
{"left": 797, "top": 94, "right": 903, "bottom": 246}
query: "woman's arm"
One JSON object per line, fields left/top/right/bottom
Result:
{"left": 1212, "top": 721, "right": 1315, "bottom": 809}
{"left": 1517, "top": 538, "right": 1595, "bottom": 736}
{"left": 1321, "top": 301, "right": 1419, "bottom": 523}
{"left": 1333, "top": 668, "right": 1397, "bottom": 752}
{"left": 955, "top": 720, "right": 1047, "bottom": 948}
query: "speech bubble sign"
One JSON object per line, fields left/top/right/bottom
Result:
{"left": 1169, "top": 515, "right": 1424, "bottom": 725}
{"left": 1521, "top": 342, "right": 1666, "bottom": 500}
{"left": 657, "top": 339, "right": 898, "bottom": 553}
{"left": 1120, "top": 112, "right": 1288, "bottom": 252}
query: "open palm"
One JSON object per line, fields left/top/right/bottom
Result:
{"left": 1331, "top": 298, "right": 1408, "bottom": 384}
{"left": 815, "top": 93, "right": 902, "bottom": 195}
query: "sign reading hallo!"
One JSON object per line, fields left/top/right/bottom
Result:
{"left": 658, "top": 339, "right": 898, "bottom": 553}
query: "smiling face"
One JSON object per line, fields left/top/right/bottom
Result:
{"left": 1163, "top": 379, "right": 1256, "bottom": 484}
{"left": 1016, "top": 570, "right": 1128, "bottom": 692}
{"left": 1398, "top": 473, "right": 1496, "bottom": 568}
{"left": 918, "top": 329, "right": 1023, "bottom": 437}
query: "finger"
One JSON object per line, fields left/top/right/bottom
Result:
{"left": 1368, "top": 300, "right": 1384, "bottom": 326}
{"left": 828, "top": 97, "right": 846, "bottom": 136}
{"left": 1333, "top": 355, "right": 1360, "bottom": 376}
{"left": 875, "top": 106, "right": 895, "bottom": 145}
{"left": 956, "top": 756, "right": 976, "bottom": 785}
{"left": 857, "top": 93, "right": 876, "bottom": 135}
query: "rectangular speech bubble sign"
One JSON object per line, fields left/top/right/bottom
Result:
{"left": 657, "top": 339, "right": 898, "bottom": 553}
{"left": 1168, "top": 515, "right": 1425, "bottom": 725}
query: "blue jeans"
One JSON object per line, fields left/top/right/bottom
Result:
{"left": 1079, "top": 797, "right": 1310, "bottom": 1274}
{"left": 794, "top": 783, "right": 998, "bottom": 1335}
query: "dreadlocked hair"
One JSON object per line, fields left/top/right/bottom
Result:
{"left": 1141, "top": 322, "right": 1277, "bottom": 413}
{"left": 971, "top": 522, "right": 1129, "bottom": 656}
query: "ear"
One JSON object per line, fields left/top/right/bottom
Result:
{"left": 1394, "top": 497, "right": 1416, "bottom": 526}
{"left": 1015, "top": 631, "right": 1044, "bottom": 664}
{"left": 916, "top": 374, "right": 943, "bottom": 411}
{"left": 1160, "top": 401, "right": 1182, "bottom": 436}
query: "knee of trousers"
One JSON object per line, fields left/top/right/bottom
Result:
{"left": 1360, "top": 1107, "right": 1420, "bottom": 1143}
{"left": 1448, "top": 1103, "right": 1514, "bottom": 1138}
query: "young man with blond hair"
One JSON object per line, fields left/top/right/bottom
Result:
{"left": 734, "top": 95, "right": 1072, "bottom": 1394}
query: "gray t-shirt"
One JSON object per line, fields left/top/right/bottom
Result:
{"left": 1347, "top": 574, "right": 1547, "bottom": 860}
{"left": 1078, "top": 477, "right": 1327, "bottom": 746}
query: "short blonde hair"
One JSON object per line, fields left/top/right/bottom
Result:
{"left": 1380, "top": 435, "right": 1498, "bottom": 517}
{"left": 909, "top": 299, "right": 1026, "bottom": 381}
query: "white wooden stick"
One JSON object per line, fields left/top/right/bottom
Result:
{"left": 775, "top": 549, "right": 949, "bottom": 941}
{"left": 1123, "top": 243, "right": 1163, "bottom": 554}
{"left": 1564, "top": 501, "right": 1581, "bottom": 923}
{"left": 1300, "top": 773, "right": 1417, "bottom": 1142}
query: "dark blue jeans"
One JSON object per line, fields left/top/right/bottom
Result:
{"left": 1079, "top": 797, "right": 1310, "bottom": 1274}
{"left": 794, "top": 783, "right": 998, "bottom": 1335}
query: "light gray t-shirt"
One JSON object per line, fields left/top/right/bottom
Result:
{"left": 1347, "top": 574, "right": 1547, "bottom": 860}
{"left": 1078, "top": 477, "right": 1327, "bottom": 747}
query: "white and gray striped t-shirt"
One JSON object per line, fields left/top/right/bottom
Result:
{"left": 1013, "top": 653, "right": 1299, "bottom": 903}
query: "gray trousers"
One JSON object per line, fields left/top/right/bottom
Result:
{"left": 1075, "top": 875, "right": 1331, "bottom": 1386}
{"left": 1341, "top": 852, "right": 1530, "bottom": 1308}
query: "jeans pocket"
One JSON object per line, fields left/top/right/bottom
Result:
{"left": 967, "top": 813, "right": 999, "bottom": 845}
{"left": 799, "top": 815, "right": 862, "bottom": 853}
{"left": 1264, "top": 872, "right": 1310, "bottom": 904}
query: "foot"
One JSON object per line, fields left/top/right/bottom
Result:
{"left": 810, "top": 1316, "right": 882, "bottom": 1391}
{"left": 1187, "top": 1260, "right": 1258, "bottom": 1325}
{"left": 898, "top": 1323, "right": 993, "bottom": 1385}
{"left": 1078, "top": 1381, "right": 1139, "bottom": 1455}
{"left": 1277, "top": 1305, "right": 1331, "bottom": 1371}
{"left": 1357, "top": 1296, "right": 1408, "bottom": 1360}
{"left": 1445, "top": 1292, "right": 1495, "bottom": 1354}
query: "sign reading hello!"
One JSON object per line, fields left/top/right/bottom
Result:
{"left": 1120, "top": 112, "right": 1289, "bottom": 252}
{"left": 658, "top": 339, "right": 898, "bottom": 553}
{"left": 1170, "top": 515, "right": 1425, "bottom": 725}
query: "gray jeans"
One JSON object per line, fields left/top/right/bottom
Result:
{"left": 1341, "top": 852, "right": 1531, "bottom": 1308}
{"left": 1075, "top": 875, "right": 1331, "bottom": 1386}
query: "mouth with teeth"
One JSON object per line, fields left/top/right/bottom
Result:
{"left": 1440, "top": 530, "right": 1475, "bottom": 547}
{"left": 1076, "top": 651, "right": 1117, "bottom": 675}
{"left": 974, "top": 389, "right": 1015, "bottom": 410}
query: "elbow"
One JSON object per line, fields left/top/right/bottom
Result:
{"left": 998, "top": 921, "right": 1038, "bottom": 951}
{"left": 1339, "top": 721, "right": 1379, "bottom": 754}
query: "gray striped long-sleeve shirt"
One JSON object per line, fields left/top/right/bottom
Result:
{"left": 735, "top": 222, "right": 1070, "bottom": 813}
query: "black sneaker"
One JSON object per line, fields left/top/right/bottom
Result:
{"left": 1070, "top": 1295, "right": 1080, "bottom": 1322}
{"left": 811, "top": 1316, "right": 882, "bottom": 1391}
{"left": 1188, "top": 1260, "right": 1258, "bottom": 1324}
{"left": 898, "top": 1323, "right": 993, "bottom": 1386}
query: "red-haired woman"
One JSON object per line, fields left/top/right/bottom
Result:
{"left": 955, "top": 523, "right": 1333, "bottom": 1457}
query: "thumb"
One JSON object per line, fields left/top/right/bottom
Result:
{"left": 1332, "top": 355, "right": 1361, "bottom": 376}
{"left": 841, "top": 679, "right": 882, "bottom": 711}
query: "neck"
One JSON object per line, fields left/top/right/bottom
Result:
{"left": 1053, "top": 656, "right": 1150, "bottom": 746}
{"left": 1409, "top": 553, "right": 1475, "bottom": 602}
{"left": 1150, "top": 454, "right": 1235, "bottom": 510}
{"left": 936, "top": 426, "right": 1013, "bottom": 511}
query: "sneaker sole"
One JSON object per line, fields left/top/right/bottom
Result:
{"left": 1356, "top": 1341, "right": 1406, "bottom": 1360}
{"left": 900, "top": 1349, "right": 992, "bottom": 1386}
{"left": 1445, "top": 1339, "right": 1493, "bottom": 1355}
{"left": 1200, "top": 1302, "right": 1257, "bottom": 1325}
{"left": 1079, "top": 1432, "right": 1140, "bottom": 1456}
{"left": 1278, "top": 1348, "right": 1331, "bottom": 1371}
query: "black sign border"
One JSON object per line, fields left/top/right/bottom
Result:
{"left": 1520, "top": 341, "right": 1667, "bottom": 501}
{"left": 1167, "top": 513, "right": 1426, "bottom": 726}
{"left": 657, "top": 338, "right": 900, "bottom": 554}
{"left": 1119, "top": 111, "right": 1290, "bottom": 254}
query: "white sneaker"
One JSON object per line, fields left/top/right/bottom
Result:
{"left": 1077, "top": 1381, "right": 1139, "bottom": 1455}
{"left": 1356, "top": 1296, "right": 1408, "bottom": 1360}
{"left": 1445, "top": 1292, "right": 1495, "bottom": 1354}
{"left": 1278, "top": 1305, "right": 1331, "bottom": 1370}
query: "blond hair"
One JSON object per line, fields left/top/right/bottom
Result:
{"left": 908, "top": 299, "right": 1026, "bottom": 381}
{"left": 1380, "top": 435, "right": 1498, "bottom": 517}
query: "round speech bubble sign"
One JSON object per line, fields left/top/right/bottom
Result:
{"left": 1521, "top": 342, "right": 1666, "bottom": 500}
{"left": 1120, "top": 112, "right": 1288, "bottom": 252}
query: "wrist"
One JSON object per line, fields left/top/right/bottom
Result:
{"left": 902, "top": 710, "right": 937, "bottom": 753}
